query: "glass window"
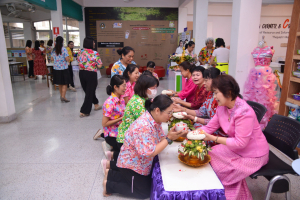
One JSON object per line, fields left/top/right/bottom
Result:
{"left": 3, "top": 23, "right": 11, "bottom": 48}
{"left": 63, "top": 18, "right": 66, "bottom": 30}
{"left": 34, "top": 21, "right": 50, "bottom": 30}
{"left": 9, "top": 23, "right": 23, "bottom": 30}
{"left": 11, "top": 32, "right": 25, "bottom": 47}
{"left": 63, "top": 31, "right": 67, "bottom": 46}
{"left": 36, "top": 31, "right": 51, "bottom": 46}
{"left": 66, "top": 18, "right": 79, "bottom": 30}
{"left": 68, "top": 31, "right": 80, "bottom": 47}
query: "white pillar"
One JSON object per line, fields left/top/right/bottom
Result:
{"left": 178, "top": 7, "right": 188, "bottom": 33}
{"left": 50, "top": 0, "right": 63, "bottom": 38}
{"left": 193, "top": 0, "right": 208, "bottom": 55}
{"left": 229, "top": 0, "right": 262, "bottom": 94}
{"left": 79, "top": 7, "right": 85, "bottom": 48}
{"left": 23, "top": 21, "right": 35, "bottom": 42}
{"left": 0, "top": 11, "right": 16, "bottom": 122}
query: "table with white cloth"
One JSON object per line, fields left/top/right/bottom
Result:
{"left": 151, "top": 123, "right": 225, "bottom": 200}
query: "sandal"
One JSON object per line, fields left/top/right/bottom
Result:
{"left": 80, "top": 113, "right": 90, "bottom": 118}
{"left": 93, "top": 129, "right": 103, "bottom": 140}
{"left": 94, "top": 105, "right": 102, "bottom": 111}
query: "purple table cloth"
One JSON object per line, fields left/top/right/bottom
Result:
{"left": 151, "top": 157, "right": 226, "bottom": 200}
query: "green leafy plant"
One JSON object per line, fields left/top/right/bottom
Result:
{"left": 178, "top": 139, "right": 212, "bottom": 160}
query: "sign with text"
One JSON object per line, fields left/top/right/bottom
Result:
{"left": 53, "top": 27, "right": 59, "bottom": 36}
{"left": 96, "top": 20, "right": 178, "bottom": 68}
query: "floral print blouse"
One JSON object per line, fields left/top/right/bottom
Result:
{"left": 194, "top": 91, "right": 227, "bottom": 146}
{"left": 111, "top": 59, "right": 137, "bottom": 77}
{"left": 117, "top": 111, "right": 165, "bottom": 175}
{"left": 25, "top": 47, "right": 33, "bottom": 61}
{"left": 77, "top": 48, "right": 103, "bottom": 72}
{"left": 191, "top": 85, "right": 209, "bottom": 110}
{"left": 122, "top": 81, "right": 135, "bottom": 101}
{"left": 198, "top": 47, "right": 215, "bottom": 64}
{"left": 51, "top": 47, "right": 69, "bottom": 70}
{"left": 152, "top": 72, "right": 159, "bottom": 80}
{"left": 46, "top": 46, "right": 52, "bottom": 63}
{"left": 103, "top": 93, "right": 126, "bottom": 138}
{"left": 117, "top": 94, "right": 146, "bottom": 143}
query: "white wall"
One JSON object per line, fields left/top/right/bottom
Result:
{"left": 184, "top": 3, "right": 293, "bottom": 59}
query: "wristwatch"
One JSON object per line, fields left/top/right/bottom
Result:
{"left": 166, "top": 136, "right": 173, "bottom": 145}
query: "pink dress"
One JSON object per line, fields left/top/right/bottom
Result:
{"left": 122, "top": 81, "right": 135, "bottom": 101}
{"left": 201, "top": 97, "right": 269, "bottom": 200}
{"left": 178, "top": 77, "right": 198, "bottom": 103}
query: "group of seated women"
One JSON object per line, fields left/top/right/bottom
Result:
{"left": 96, "top": 57, "right": 269, "bottom": 199}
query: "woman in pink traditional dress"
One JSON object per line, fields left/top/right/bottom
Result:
{"left": 166, "top": 61, "right": 198, "bottom": 103}
{"left": 201, "top": 75, "right": 269, "bottom": 200}
{"left": 32, "top": 40, "right": 48, "bottom": 80}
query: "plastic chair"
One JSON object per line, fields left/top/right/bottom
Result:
{"left": 250, "top": 114, "right": 300, "bottom": 200}
{"left": 246, "top": 100, "right": 267, "bottom": 123}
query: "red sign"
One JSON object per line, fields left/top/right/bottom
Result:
{"left": 53, "top": 27, "right": 59, "bottom": 35}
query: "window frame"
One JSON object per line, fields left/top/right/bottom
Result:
{"left": 3, "top": 22, "right": 25, "bottom": 48}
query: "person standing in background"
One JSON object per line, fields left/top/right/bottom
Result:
{"left": 77, "top": 36, "right": 103, "bottom": 118}
{"left": 210, "top": 38, "right": 230, "bottom": 74}
{"left": 51, "top": 36, "right": 70, "bottom": 102}
{"left": 66, "top": 41, "right": 76, "bottom": 92}
{"left": 175, "top": 40, "right": 183, "bottom": 54}
{"left": 32, "top": 40, "right": 48, "bottom": 80}
{"left": 25, "top": 40, "right": 34, "bottom": 78}
{"left": 198, "top": 37, "right": 215, "bottom": 65}
{"left": 40, "top": 40, "right": 46, "bottom": 63}
{"left": 46, "top": 39, "right": 53, "bottom": 64}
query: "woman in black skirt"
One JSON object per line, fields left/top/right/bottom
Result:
{"left": 51, "top": 36, "right": 70, "bottom": 102}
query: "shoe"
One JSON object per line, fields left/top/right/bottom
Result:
{"left": 61, "top": 97, "right": 70, "bottom": 103}
{"left": 94, "top": 105, "right": 102, "bottom": 111}
{"left": 79, "top": 113, "right": 90, "bottom": 118}
{"left": 102, "top": 141, "right": 112, "bottom": 153}
{"left": 42, "top": 77, "right": 46, "bottom": 80}
{"left": 105, "top": 151, "right": 113, "bottom": 161}
{"left": 93, "top": 129, "right": 103, "bottom": 140}
{"left": 101, "top": 159, "right": 107, "bottom": 175}
{"left": 69, "top": 86, "right": 77, "bottom": 92}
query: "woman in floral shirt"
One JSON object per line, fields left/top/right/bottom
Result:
{"left": 100, "top": 73, "right": 159, "bottom": 172}
{"left": 174, "top": 67, "right": 227, "bottom": 146}
{"left": 111, "top": 46, "right": 136, "bottom": 77}
{"left": 25, "top": 40, "right": 34, "bottom": 78}
{"left": 77, "top": 36, "right": 103, "bottom": 117}
{"left": 198, "top": 37, "right": 215, "bottom": 65}
{"left": 146, "top": 61, "right": 159, "bottom": 80}
{"left": 122, "top": 64, "right": 140, "bottom": 104}
{"left": 102, "top": 95, "right": 188, "bottom": 198}
{"left": 172, "top": 66, "right": 208, "bottom": 109}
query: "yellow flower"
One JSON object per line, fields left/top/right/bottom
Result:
{"left": 196, "top": 146, "right": 203, "bottom": 152}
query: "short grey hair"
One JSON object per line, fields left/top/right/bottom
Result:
{"left": 205, "top": 37, "right": 214, "bottom": 45}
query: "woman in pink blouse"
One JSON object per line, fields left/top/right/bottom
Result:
{"left": 167, "top": 61, "right": 198, "bottom": 103}
{"left": 146, "top": 61, "right": 159, "bottom": 80}
{"left": 122, "top": 64, "right": 139, "bottom": 104}
{"left": 102, "top": 95, "right": 188, "bottom": 198}
{"left": 201, "top": 75, "right": 269, "bottom": 200}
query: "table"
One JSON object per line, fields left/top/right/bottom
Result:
{"left": 151, "top": 124, "right": 225, "bottom": 200}
{"left": 9, "top": 62, "right": 25, "bottom": 81}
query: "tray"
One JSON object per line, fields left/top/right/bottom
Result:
{"left": 178, "top": 154, "right": 211, "bottom": 168}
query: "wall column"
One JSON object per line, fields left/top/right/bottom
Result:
{"left": 79, "top": 7, "right": 85, "bottom": 48}
{"left": 229, "top": 0, "right": 262, "bottom": 94}
{"left": 0, "top": 10, "right": 16, "bottom": 123}
{"left": 178, "top": 7, "right": 188, "bottom": 33}
{"left": 50, "top": 0, "right": 63, "bottom": 39}
{"left": 193, "top": 0, "right": 208, "bottom": 55}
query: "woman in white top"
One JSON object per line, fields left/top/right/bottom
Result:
{"left": 210, "top": 38, "right": 230, "bottom": 74}
{"left": 175, "top": 40, "right": 183, "bottom": 54}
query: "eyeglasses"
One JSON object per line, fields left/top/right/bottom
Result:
{"left": 163, "top": 110, "right": 174, "bottom": 116}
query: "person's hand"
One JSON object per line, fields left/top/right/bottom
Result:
{"left": 182, "top": 113, "right": 194, "bottom": 120}
{"left": 167, "top": 126, "right": 189, "bottom": 141}
{"left": 173, "top": 103, "right": 183, "bottom": 112}
{"left": 201, "top": 129, "right": 215, "bottom": 141}
{"left": 97, "top": 64, "right": 103, "bottom": 69}
{"left": 171, "top": 97, "right": 181, "bottom": 104}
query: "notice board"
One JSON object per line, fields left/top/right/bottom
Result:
{"left": 96, "top": 20, "right": 178, "bottom": 68}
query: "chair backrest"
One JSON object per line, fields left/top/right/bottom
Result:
{"left": 263, "top": 114, "right": 300, "bottom": 160}
{"left": 246, "top": 100, "right": 267, "bottom": 123}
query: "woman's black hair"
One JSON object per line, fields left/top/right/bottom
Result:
{"left": 178, "top": 40, "right": 183, "bottom": 47}
{"left": 117, "top": 46, "right": 135, "bottom": 58}
{"left": 178, "top": 61, "right": 195, "bottom": 72}
{"left": 83, "top": 36, "right": 94, "bottom": 49}
{"left": 203, "top": 67, "right": 221, "bottom": 79}
{"left": 145, "top": 94, "right": 173, "bottom": 113}
{"left": 68, "top": 41, "right": 74, "bottom": 45}
{"left": 185, "top": 41, "right": 195, "bottom": 50}
{"left": 54, "top": 36, "right": 63, "bottom": 55}
{"left": 47, "top": 39, "right": 53, "bottom": 46}
{"left": 106, "top": 75, "right": 125, "bottom": 95}
{"left": 212, "top": 74, "right": 242, "bottom": 100}
{"left": 34, "top": 40, "right": 40, "bottom": 50}
{"left": 147, "top": 61, "right": 155, "bottom": 68}
{"left": 134, "top": 74, "right": 159, "bottom": 98}
{"left": 215, "top": 38, "right": 225, "bottom": 48}
{"left": 142, "top": 70, "right": 153, "bottom": 76}
{"left": 123, "top": 64, "right": 138, "bottom": 82}
{"left": 191, "top": 66, "right": 205, "bottom": 75}
{"left": 40, "top": 40, "right": 44, "bottom": 44}
{"left": 26, "top": 40, "right": 32, "bottom": 48}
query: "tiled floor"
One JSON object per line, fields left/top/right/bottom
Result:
{"left": 0, "top": 76, "right": 299, "bottom": 200}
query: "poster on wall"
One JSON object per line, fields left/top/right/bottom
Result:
{"left": 85, "top": 7, "right": 178, "bottom": 45}
{"left": 258, "top": 17, "right": 291, "bottom": 61}
{"left": 96, "top": 20, "right": 178, "bottom": 68}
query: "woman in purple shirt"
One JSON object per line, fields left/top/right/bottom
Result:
{"left": 201, "top": 75, "right": 269, "bottom": 200}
